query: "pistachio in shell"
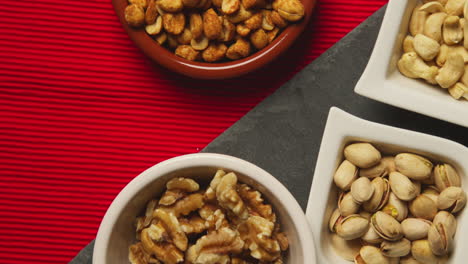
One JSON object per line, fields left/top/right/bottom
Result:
{"left": 354, "top": 245, "right": 390, "bottom": 264}
{"left": 361, "top": 223, "right": 383, "bottom": 244}
{"left": 330, "top": 233, "right": 361, "bottom": 261}
{"left": 428, "top": 223, "right": 453, "bottom": 256}
{"left": 434, "top": 163, "right": 461, "bottom": 192}
{"left": 329, "top": 208, "right": 343, "bottom": 232}
{"left": 371, "top": 211, "right": 403, "bottom": 241}
{"left": 339, "top": 192, "right": 361, "bottom": 216}
{"left": 334, "top": 160, "right": 359, "bottom": 191}
{"left": 437, "top": 186, "right": 467, "bottom": 213}
{"left": 422, "top": 186, "right": 439, "bottom": 204}
{"left": 400, "top": 255, "right": 423, "bottom": 264}
{"left": 389, "top": 172, "right": 420, "bottom": 201}
{"left": 336, "top": 214, "right": 369, "bottom": 240}
{"left": 360, "top": 156, "right": 397, "bottom": 178}
{"left": 433, "top": 211, "right": 457, "bottom": 237}
{"left": 360, "top": 210, "right": 372, "bottom": 220}
{"left": 381, "top": 238, "right": 411, "bottom": 257}
{"left": 363, "top": 177, "right": 390, "bottom": 213}
{"left": 411, "top": 240, "right": 441, "bottom": 264}
{"left": 409, "top": 194, "right": 438, "bottom": 221}
{"left": 351, "top": 177, "right": 375, "bottom": 203}
{"left": 395, "top": 153, "right": 433, "bottom": 180}
{"left": 344, "top": 143, "right": 382, "bottom": 169}
{"left": 382, "top": 192, "right": 408, "bottom": 222}
{"left": 401, "top": 218, "right": 431, "bottom": 241}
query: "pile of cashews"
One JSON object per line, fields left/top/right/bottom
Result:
{"left": 398, "top": 0, "right": 468, "bottom": 100}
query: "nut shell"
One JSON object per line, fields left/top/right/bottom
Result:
{"left": 389, "top": 172, "right": 421, "bottom": 201}
{"left": 411, "top": 240, "right": 440, "bottom": 264}
{"left": 428, "top": 223, "right": 453, "bottom": 256}
{"left": 351, "top": 177, "right": 374, "bottom": 204}
{"left": 395, "top": 153, "right": 433, "bottom": 181}
{"left": 371, "top": 211, "right": 403, "bottom": 241}
{"left": 344, "top": 143, "right": 382, "bottom": 169}
{"left": 355, "top": 245, "right": 390, "bottom": 264}
{"left": 333, "top": 160, "right": 358, "bottom": 191}
{"left": 437, "top": 186, "right": 467, "bottom": 213}
{"left": 401, "top": 218, "right": 431, "bottom": 241}
{"left": 409, "top": 194, "right": 438, "bottom": 221}
{"left": 338, "top": 192, "right": 360, "bottom": 217}
{"left": 363, "top": 177, "right": 390, "bottom": 213}
{"left": 434, "top": 164, "right": 461, "bottom": 192}
{"left": 335, "top": 214, "right": 369, "bottom": 240}
{"left": 433, "top": 211, "right": 457, "bottom": 237}
{"left": 381, "top": 238, "right": 411, "bottom": 257}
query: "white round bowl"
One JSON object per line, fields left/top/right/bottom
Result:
{"left": 93, "top": 153, "right": 316, "bottom": 263}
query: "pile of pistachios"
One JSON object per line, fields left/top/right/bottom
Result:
{"left": 328, "top": 142, "right": 467, "bottom": 264}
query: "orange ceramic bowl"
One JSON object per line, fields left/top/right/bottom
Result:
{"left": 112, "top": 0, "right": 316, "bottom": 79}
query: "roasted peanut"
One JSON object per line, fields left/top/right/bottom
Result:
{"left": 250, "top": 29, "right": 269, "bottom": 49}
{"left": 226, "top": 38, "right": 251, "bottom": 59}
{"left": 176, "top": 28, "right": 193, "bottom": 44}
{"left": 273, "top": 0, "right": 305, "bottom": 22}
{"left": 203, "top": 8, "right": 222, "bottom": 40}
{"left": 163, "top": 13, "right": 185, "bottom": 35}
{"left": 189, "top": 13, "right": 203, "bottom": 39}
{"left": 267, "top": 27, "right": 280, "bottom": 42}
{"left": 202, "top": 43, "right": 228, "bottom": 62}
{"left": 145, "top": 0, "right": 159, "bottom": 25}
{"left": 271, "top": 10, "right": 288, "bottom": 28}
{"left": 236, "top": 24, "right": 251, "bottom": 37}
{"left": 262, "top": 10, "right": 275, "bottom": 30}
{"left": 155, "top": 32, "right": 167, "bottom": 44}
{"left": 222, "top": 0, "right": 240, "bottom": 15}
{"left": 244, "top": 12, "right": 263, "bottom": 30}
{"left": 190, "top": 35, "right": 209, "bottom": 50}
{"left": 157, "top": 0, "right": 183, "bottom": 13}
{"left": 243, "top": 0, "right": 266, "bottom": 9}
{"left": 130, "top": 0, "right": 148, "bottom": 9}
{"left": 219, "top": 18, "right": 236, "bottom": 42}
{"left": 182, "top": 0, "right": 201, "bottom": 8}
{"left": 227, "top": 3, "right": 254, "bottom": 23}
{"left": 125, "top": 4, "right": 145, "bottom": 28}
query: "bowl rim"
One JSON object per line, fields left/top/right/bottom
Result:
{"left": 93, "top": 153, "right": 316, "bottom": 263}
{"left": 112, "top": 0, "right": 316, "bottom": 79}
{"left": 354, "top": 0, "right": 468, "bottom": 127}
{"left": 306, "top": 107, "right": 468, "bottom": 263}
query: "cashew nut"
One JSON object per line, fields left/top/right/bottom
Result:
{"left": 410, "top": 4, "right": 429, "bottom": 36}
{"left": 436, "top": 44, "right": 468, "bottom": 65}
{"left": 443, "top": 16, "right": 463, "bottom": 45}
{"left": 413, "top": 34, "right": 441, "bottom": 61}
{"left": 436, "top": 53, "right": 464, "bottom": 88}
{"left": 462, "top": 18, "right": 468, "bottom": 48}
{"left": 448, "top": 82, "right": 468, "bottom": 99}
{"left": 419, "top": 1, "right": 446, "bottom": 13}
{"left": 446, "top": 0, "right": 465, "bottom": 16}
{"left": 403, "top": 35, "right": 415, "bottom": 53}
{"left": 464, "top": 0, "right": 468, "bottom": 17}
{"left": 461, "top": 65, "right": 468, "bottom": 84}
{"left": 155, "top": 32, "right": 167, "bottom": 44}
{"left": 424, "top": 12, "right": 447, "bottom": 42}
{"left": 398, "top": 52, "right": 439, "bottom": 84}
{"left": 145, "top": 16, "right": 163, "bottom": 35}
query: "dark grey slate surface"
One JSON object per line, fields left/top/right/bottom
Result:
{"left": 70, "top": 5, "right": 467, "bottom": 263}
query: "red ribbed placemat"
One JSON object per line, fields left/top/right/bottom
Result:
{"left": 0, "top": 0, "right": 387, "bottom": 263}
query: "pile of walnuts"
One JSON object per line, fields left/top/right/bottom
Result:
{"left": 129, "top": 170, "right": 289, "bottom": 264}
{"left": 124, "top": 0, "right": 305, "bottom": 62}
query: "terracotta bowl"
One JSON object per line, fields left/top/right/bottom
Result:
{"left": 112, "top": 0, "right": 316, "bottom": 79}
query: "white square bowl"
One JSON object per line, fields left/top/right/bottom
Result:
{"left": 355, "top": 0, "right": 468, "bottom": 127}
{"left": 306, "top": 107, "right": 468, "bottom": 263}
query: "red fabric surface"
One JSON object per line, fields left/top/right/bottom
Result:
{"left": 0, "top": 0, "right": 387, "bottom": 263}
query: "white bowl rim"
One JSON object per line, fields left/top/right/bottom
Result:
{"left": 93, "top": 153, "right": 316, "bottom": 263}
{"left": 306, "top": 107, "right": 468, "bottom": 263}
{"left": 354, "top": 0, "right": 468, "bottom": 128}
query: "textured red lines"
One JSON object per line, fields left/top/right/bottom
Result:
{"left": 0, "top": 0, "right": 387, "bottom": 263}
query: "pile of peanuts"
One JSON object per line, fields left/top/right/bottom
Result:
{"left": 124, "top": 0, "right": 305, "bottom": 62}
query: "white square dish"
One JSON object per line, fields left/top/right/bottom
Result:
{"left": 355, "top": 0, "right": 468, "bottom": 127}
{"left": 305, "top": 107, "right": 468, "bottom": 263}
